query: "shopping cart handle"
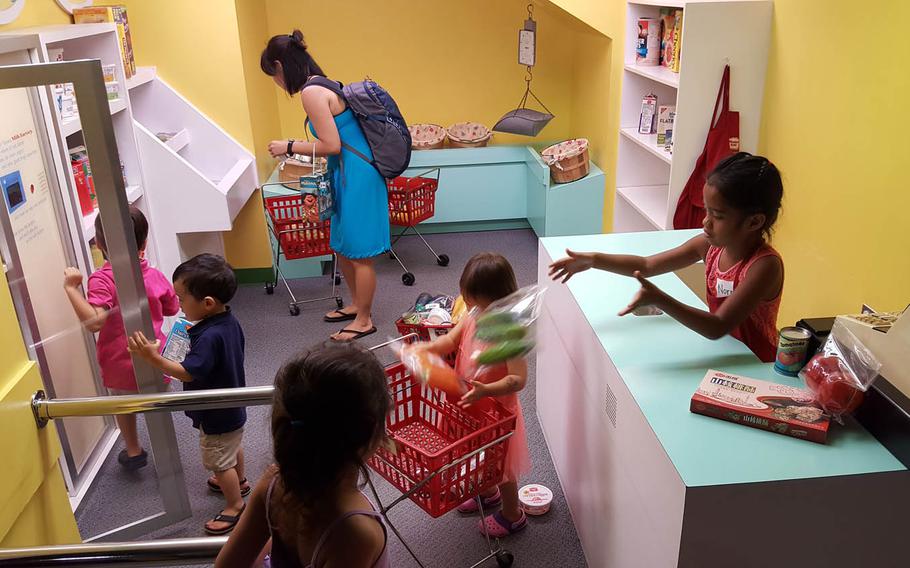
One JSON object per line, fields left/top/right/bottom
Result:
{"left": 369, "top": 334, "right": 419, "bottom": 352}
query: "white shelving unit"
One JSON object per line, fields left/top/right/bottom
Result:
{"left": 614, "top": 1, "right": 772, "bottom": 233}
{"left": 0, "top": 24, "right": 258, "bottom": 280}
{"left": 129, "top": 75, "right": 257, "bottom": 276}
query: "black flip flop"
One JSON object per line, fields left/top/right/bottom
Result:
{"left": 204, "top": 504, "right": 246, "bottom": 536}
{"left": 324, "top": 309, "right": 357, "bottom": 323}
{"left": 332, "top": 325, "right": 378, "bottom": 342}
{"left": 207, "top": 477, "right": 252, "bottom": 498}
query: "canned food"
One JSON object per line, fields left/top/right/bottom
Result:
{"left": 774, "top": 326, "right": 812, "bottom": 376}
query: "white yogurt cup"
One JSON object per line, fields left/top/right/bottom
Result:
{"left": 519, "top": 483, "right": 553, "bottom": 516}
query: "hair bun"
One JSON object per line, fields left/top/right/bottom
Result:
{"left": 290, "top": 29, "right": 306, "bottom": 48}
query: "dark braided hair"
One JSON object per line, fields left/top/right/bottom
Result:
{"left": 271, "top": 342, "right": 389, "bottom": 510}
{"left": 707, "top": 152, "right": 783, "bottom": 239}
{"left": 261, "top": 29, "right": 325, "bottom": 95}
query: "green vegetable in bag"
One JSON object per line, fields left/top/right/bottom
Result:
{"left": 476, "top": 312, "right": 518, "bottom": 329}
{"left": 475, "top": 323, "right": 528, "bottom": 343}
{"left": 476, "top": 340, "right": 534, "bottom": 365}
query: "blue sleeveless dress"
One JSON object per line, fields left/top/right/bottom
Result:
{"left": 309, "top": 110, "right": 390, "bottom": 259}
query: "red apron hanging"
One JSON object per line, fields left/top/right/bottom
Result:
{"left": 673, "top": 65, "right": 740, "bottom": 229}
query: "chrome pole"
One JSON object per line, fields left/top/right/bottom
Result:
{"left": 0, "top": 536, "right": 227, "bottom": 567}
{"left": 31, "top": 386, "right": 274, "bottom": 428}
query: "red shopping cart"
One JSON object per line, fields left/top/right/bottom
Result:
{"left": 261, "top": 184, "right": 343, "bottom": 316}
{"left": 363, "top": 338, "right": 517, "bottom": 567}
{"left": 395, "top": 317, "right": 457, "bottom": 366}
{"left": 388, "top": 168, "right": 448, "bottom": 286}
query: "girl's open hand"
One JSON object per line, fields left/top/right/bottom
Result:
{"left": 618, "top": 271, "right": 666, "bottom": 316}
{"left": 459, "top": 380, "right": 493, "bottom": 407}
{"left": 548, "top": 249, "right": 594, "bottom": 283}
{"left": 63, "top": 267, "right": 83, "bottom": 289}
{"left": 127, "top": 331, "right": 160, "bottom": 361}
{"left": 268, "top": 140, "right": 289, "bottom": 158}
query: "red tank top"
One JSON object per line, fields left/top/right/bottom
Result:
{"left": 705, "top": 244, "right": 783, "bottom": 363}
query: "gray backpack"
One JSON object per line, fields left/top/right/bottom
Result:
{"left": 305, "top": 76, "right": 412, "bottom": 179}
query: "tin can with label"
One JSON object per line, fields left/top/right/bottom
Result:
{"left": 774, "top": 326, "right": 812, "bottom": 376}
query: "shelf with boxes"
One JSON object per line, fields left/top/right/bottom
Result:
{"left": 614, "top": 1, "right": 772, "bottom": 233}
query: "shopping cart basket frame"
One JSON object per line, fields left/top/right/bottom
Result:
{"left": 387, "top": 168, "right": 449, "bottom": 287}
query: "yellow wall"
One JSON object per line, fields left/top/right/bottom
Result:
{"left": 264, "top": 0, "right": 582, "bottom": 147}
{"left": 760, "top": 0, "right": 910, "bottom": 325}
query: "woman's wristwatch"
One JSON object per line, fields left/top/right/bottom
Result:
{"left": 286, "top": 139, "right": 295, "bottom": 157}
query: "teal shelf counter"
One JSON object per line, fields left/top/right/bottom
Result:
{"left": 263, "top": 146, "right": 606, "bottom": 280}
{"left": 536, "top": 229, "right": 909, "bottom": 568}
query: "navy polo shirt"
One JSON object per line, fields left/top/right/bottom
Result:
{"left": 181, "top": 308, "right": 246, "bottom": 435}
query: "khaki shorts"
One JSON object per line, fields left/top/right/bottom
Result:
{"left": 199, "top": 428, "right": 244, "bottom": 472}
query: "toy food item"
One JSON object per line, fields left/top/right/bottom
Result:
{"left": 475, "top": 323, "right": 528, "bottom": 343}
{"left": 519, "top": 484, "right": 553, "bottom": 516}
{"left": 801, "top": 354, "right": 864, "bottom": 415}
{"left": 451, "top": 295, "right": 467, "bottom": 323}
{"left": 400, "top": 346, "right": 465, "bottom": 397}
{"left": 476, "top": 340, "right": 534, "bottom": 365}
{"left": 798, "top": 322, "right": 881, "bottom": 423}
{"left": 476, "top": 312, "right": 518, "bottom": 329}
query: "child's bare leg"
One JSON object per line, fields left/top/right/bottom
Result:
{"left": 115, "top": 414, "right": 143, "bottom": 457}
{"left": 235, "top": 447, "right": 245, "bottom": 482}
{"left": 498, "top": 480, "right": 521, "bottom": 522}
{"left": 206, "top": 467, "right": 244, "bottom": 532}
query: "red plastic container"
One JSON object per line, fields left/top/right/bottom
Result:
{"left": 395, "top": 318, "right": 456, "bottom": 366}
{"left": 264, "top": 194, "right": 332, "bottom": 260}
{"left": 368, "top": 362, "right": 516, "bottom": 518}
{"left": 387, "top": 175, "right": 439, "bottom": 227}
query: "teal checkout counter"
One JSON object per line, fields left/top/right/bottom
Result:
{"left": 263, "top": 145, "right": 605, "bottom": 279}
{"left": 536, "top": 229, "right": 909, "bottom": 568}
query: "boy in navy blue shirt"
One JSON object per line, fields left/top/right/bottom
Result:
{"left": 129, "top": 253, "right": 247, "bottom": 536}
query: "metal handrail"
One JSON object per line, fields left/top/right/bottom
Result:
{"left": 30, "top": 335, "right": 415, "bottom": 428}
{"left": 0, "top": 536, "right": 227, "bottom": 567}
{"left": 31, "top": 386, "right": 274, "bottom": 428}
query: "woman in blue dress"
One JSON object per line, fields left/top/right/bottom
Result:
{"left": 262, "top": 30, "right": 389, "bottom": 341}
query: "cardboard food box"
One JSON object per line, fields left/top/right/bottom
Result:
{"left": 657, "top": 105, "right": 676, "bottom": 145}
{"left": 690, "top": 369, "right": 830, "bottom": 444}
{"left": 73, "top": 6, "right": 134, "bottom": 78}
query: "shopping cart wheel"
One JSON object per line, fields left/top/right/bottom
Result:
{"left": 437, "top": 254, "right": 450, "bottom": 267}
{"left": 335, "top": 297, "right": 344, "bottom": 309}
{"left": 265, "top": 282, "right": 274, "bottom": 295}
{"left": 289, "top": 304, "right": 301, "bottom": 316}
{"left": 496, "top": 550, "right": 514, "bottom": 567}
{"left": 401, "top": 272, "right": 415, "bottom": 286}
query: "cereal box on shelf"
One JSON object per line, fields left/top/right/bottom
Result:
{"left": 690, "top": 369, "right": 830, "bottom": 444}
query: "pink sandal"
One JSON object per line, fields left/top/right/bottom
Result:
{"left": 478, "top": 510, "right": 528, "bottom": 538}
{"left": 456, "top": 488, "right": 502, "bottom": 515}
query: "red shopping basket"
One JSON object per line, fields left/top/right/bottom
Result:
{"left": 388, "top": 174, "right": 439, "bottom": 227}
{"left": 368, "top": 362, "right": 516, "bottom": 518}
{"left": 265, "top": 194, "right": 332, "bottom": 260}
{"left": 396, "top": 318, "right": 457, "bottom": 366}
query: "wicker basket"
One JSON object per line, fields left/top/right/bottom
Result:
{"left": 278, "top": 156, "right": 326, "bottom": 183}
{"left": 409, "top": 123, "right": 447, "bottom": 150}
{"left": 447, "top": 122, "right": 492, "bottom": 148}
{"left": 541, "top": 138, "right": 590, "bottom": 184}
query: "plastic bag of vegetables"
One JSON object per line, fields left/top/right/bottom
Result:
{"left": 471, "top": 285, "right": 545, "bottom": 366}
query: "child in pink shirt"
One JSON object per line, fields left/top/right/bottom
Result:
{"left": 63, "top": 207, "right": 178, "bottom": 470}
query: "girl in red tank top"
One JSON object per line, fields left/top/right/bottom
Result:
{"left": 549, "top": 153, "right": 785, "bottom": 362}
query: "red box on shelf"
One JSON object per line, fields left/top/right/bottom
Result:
{"left": 71, "top": 158, "right": 94, "bottom": 216}
{"left": 690, "top": 369, "right": 830, "bottom": 444}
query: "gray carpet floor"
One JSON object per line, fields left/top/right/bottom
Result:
{"left": 74, "top": 229, "right": 587, "bottom": 567}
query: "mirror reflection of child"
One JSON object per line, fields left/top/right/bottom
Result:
{"left": 63, "top": 207, "right": 178, "bottom": 471}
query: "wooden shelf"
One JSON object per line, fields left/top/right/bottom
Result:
{"left": 126, "top": 184, "right": 143, "bottom": 204}
{"left": 62, "top": 98, "right": 128, "bottom": 138}
{"left": 125, "top": 66, "right": 156, "bottom": 90}
{"left": 620, "top": 128, "right": 672, "bottom": 164}
{"left": 617, "top": 185, "right": 668, "bottom": 230}
{"left": 624, "top": 64, "right": 679, "bottom": 89}
{"left": 163, "top": 128, "right": 189, "bottom": 153}
{"left": 82, "top": 208, "right": 99, "bottom": 241}
{"left": 629, "top": 0, "right": 685, "bottom": 7}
